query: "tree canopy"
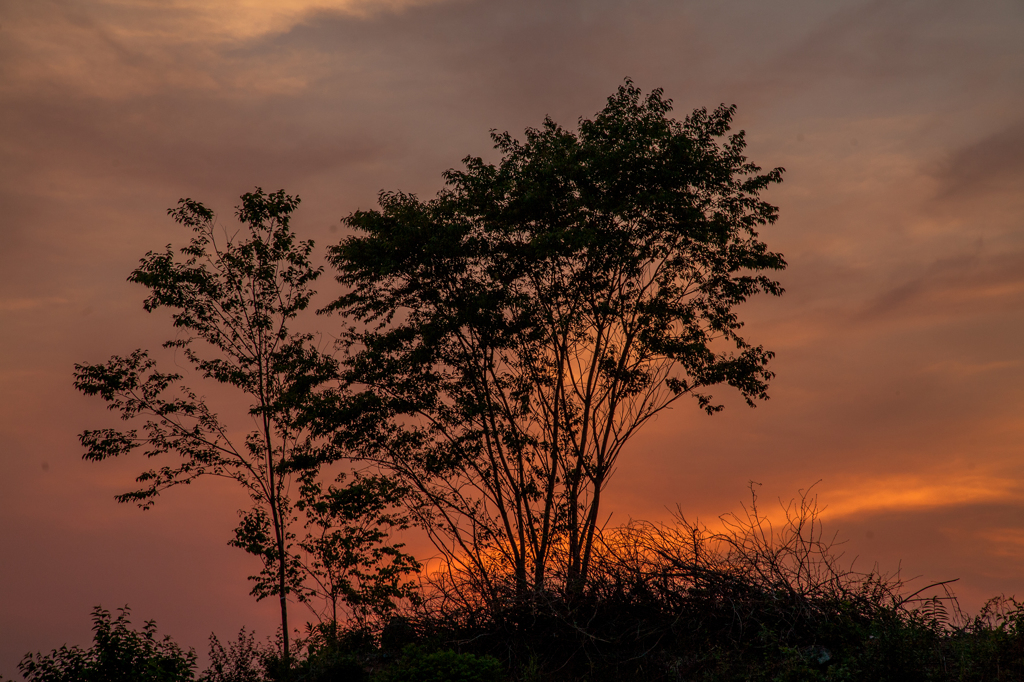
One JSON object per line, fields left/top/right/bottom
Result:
{"left": 323, "top": 81, "right": 786, "bottom": 601}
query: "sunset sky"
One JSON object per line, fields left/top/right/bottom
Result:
{"left": 2, "top": 0, "right": 1023, "bottom": 674}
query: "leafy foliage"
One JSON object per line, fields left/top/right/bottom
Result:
{"left": 297, "top": 472, "right": 421, "bottom": 627}
{"left": 17, "top": 607, "right": 195, "bottom": 682}
{"left": 199, "top": 629, "right": 267, "bottom": 682}
{"left": 52, "top": 81, "right": 1024, "bottom": 682}
{"left": 324, "top": 80, "right": 786, "bottom": 600}
{"left": 73, "top": 189, "right": 418, "bottom": 662}
{"left": 380, "top": 647, "right": 505, "bottom": 682}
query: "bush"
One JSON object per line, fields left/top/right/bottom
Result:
{"left": 406, "top": 486, "right": 1024, "bottom": 680}
{"left": 290, "top": 650, "right": 366, "bottom": 682}
{"left": 199, "top": 628, "right": 268, "bottom": 682}
{"left": 17, "top": 606, "right": 196, "bottom": 682}
{"left": 294, "top": 631, "right": 368, "bottom": 682}
{"left": 382, "top": 646, "right": 505, "bottom": 682}
{"left": 198, "top": 625, "right": 371, "bottom": 682}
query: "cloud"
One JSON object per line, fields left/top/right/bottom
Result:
{"left": 822, "top": 473, "right": 1024, "bottom": 519}
{"left": 675, "top": 472, "right": 1024, "bottom": 534}
{"left": 858, "top": 248, "right": 1024, "bottom": 325}
{"left": 77, "top": 0, "right": 455, "bottom": 43}
{"left": 933, "top": 121, "right": 1024, "bottom": 200}
{"left": 0, "top": 0, "right": 459, "bottom": 100}
{"left": 979, "top": 528, "right": 1024, "bottom": 559}
{"left": 0, "top": 296, "right": 71, "bottom": 312}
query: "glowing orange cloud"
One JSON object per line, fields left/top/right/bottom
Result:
{"left": 102, "top": 0, "right": 454, "bottom": 41}
{"left": 821, "top": 474, "right": 1023, "bottom": 519}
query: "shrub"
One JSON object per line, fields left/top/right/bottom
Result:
{"left": 17, "top": 606, "right": 196, "bottom": 682}
{"left": 199, "top": 628, "right": 268, "bottom": 682}
{"left": 293, "top": 628, "right": 369, "bottom": 682}
{"left": 382, "top": 646, "right": 505, "bottom": 682}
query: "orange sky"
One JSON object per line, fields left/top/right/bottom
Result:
{"left": 2, "top": 0, "right": 1024, "bottom": 674}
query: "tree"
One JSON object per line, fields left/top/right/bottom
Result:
{"left": 73, "top": 189, "right": 393, "bottom": 666}
{"left": 323, "top": 81, "right": 786, "bottom": 604}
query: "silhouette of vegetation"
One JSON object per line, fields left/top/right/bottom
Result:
{"left": 323, "top": 80, "right": 786, "bottom": 605}
{"left": 296, "top": 472, "right": 420, "bottom": 630}
{"left": 18, "top": 81, "right": 1018, "bottom": 682}
{"left": 10, "top": 527, "right": 1024, "bottom": 680}
{"left": 385, "top": 486, "right": 1023, "bottom": 681}
{"left": 201, "top": 628, "right": 266, "bottom": 682}
{"left": 15, "top": 607, "right": 196, "bottom": 682}
{"left": 7, "top": 492, "right": 1023, "bottom": 681}
{"left": 72, "top": 190, "right": 417, "bottom": 667}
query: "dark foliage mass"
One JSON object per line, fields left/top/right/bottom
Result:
{"left": 14, "top": 607, "right": 195, "bottom": 682}
{"left": 366, "top": 488, "right": 1023, "bottom": 681}
{"left": 12, "top": 513, "right": 1024, "bottom": 682}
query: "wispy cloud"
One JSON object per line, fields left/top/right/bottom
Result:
{"left": 0, "top": 0, "right": 458, "bottom": 99}
{"left": 76, "top": 0, "right": 453, "bottom": 43}
{"left": 823, "top": 473, "right": 1023, "bottom": 519}
{"left": 932, "top": 120, "right": 1024, "bottom": 200}
{"left": 857, "top": 249, "right": 1024, "bottom": 325}
{"left": 0, "top": 296, "right": 71, "bottom": 313}
{"left": 978, "top": 528, "right": 1024, "bottom": 559}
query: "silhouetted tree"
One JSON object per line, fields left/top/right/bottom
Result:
{"left": 323, "top": 81, "right": 787, "bottom": 603}
{"left": 74, "top": 190, "right": 416, "bottom": 666}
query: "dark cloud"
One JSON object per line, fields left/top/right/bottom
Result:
{"left": 859, "top": 247, "right": 1024, "bottom": 323}
{"left": 933, "top": 121, "right": 1024, "bottom": 200}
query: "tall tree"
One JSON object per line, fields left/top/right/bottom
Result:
{"left": 324, "top": 81, "right": 787, "bottom": 603}
{"left": 75, "top": 189, "right": 335, "bottom": 666}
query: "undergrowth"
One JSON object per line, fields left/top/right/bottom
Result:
{"left": 9, "top": 490, "right": 1023, "bottom": 681}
